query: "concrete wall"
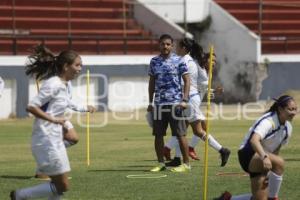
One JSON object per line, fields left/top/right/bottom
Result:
{"left": 260, "top": 62, "right": 300, "bottom": 100}
{"left": 200, "top": 1, "right": 262, "bottom": 102}
{"left": 138, "top": 0, "right": 209, "bottom": 23}
{"left": 0, "top": 56, "right": 151, "bottom": 119}
{"left": 134, "top": 0, "right": 193, "bottom": 39}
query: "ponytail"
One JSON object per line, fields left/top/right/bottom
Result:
{"left": 178, "top": 38, "right": 204, "bottom": 67}
{"left": 25, "top": 44, "right": 59, "bottom": 81}
{"left": 190, "top": 42, "right": 203, "bottom": 67}
{"left": 26, "top": 44, "right": 79, "bottom": 81}
{"left": 267, "top": 95, "right": 294, "bottom": 113}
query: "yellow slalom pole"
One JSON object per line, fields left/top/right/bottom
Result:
{"left": 202, "top": 45, "right": 214, "bottom": 200}
{"left": 86, "top": 69, "right": 90, "bottom": 166}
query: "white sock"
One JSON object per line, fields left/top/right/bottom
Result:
{"left": 268, "top": 171, "right": 283, "bottom": 198}
{"left": 200, "top": 134, "right": 222, "bottom": 152}
{"left": 174, "top": 140, "right": 182, "bottom": 157}
{"left": 63, "top": 140, "right": 75, "bottom": 148}
{"left": 165, "top": 136, "right": 177, "bottom": 149}
{"left": 231, "top": 194, "right": 252, "bottom": 200}
{"left": 16, "top": 182, "right": 57, "bottom": 199}
{"left": 189, "top": 135, "right": 200, "bottom": 148}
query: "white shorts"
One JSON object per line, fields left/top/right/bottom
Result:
{"left": 184, "top": 94, "right": 205, "bottom": 123}
{"left": 32, "top": 141, "right": 71, "bottom": 176}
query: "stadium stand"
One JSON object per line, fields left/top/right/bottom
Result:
{"left": 0, "top": 0, "right": 158, "bottom": 55}
{"left": 215, "top": 0, "right": 300, "bottom": 54}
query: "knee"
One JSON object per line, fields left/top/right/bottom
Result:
{"left": 272, "top": 156, "right": 285, "bottom": 174}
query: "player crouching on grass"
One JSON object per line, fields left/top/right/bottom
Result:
{"left": 214, "top": 95, "right": 298, "bottom": 200}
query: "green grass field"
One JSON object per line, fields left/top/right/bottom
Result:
{"left": 0, "top": 108, "right": 299, "bottom": 200}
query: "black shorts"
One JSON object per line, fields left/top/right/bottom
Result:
{"left": 238, "top": 148, "right": 254, "bottom": 174}
{"left": 238, "top": 148, "right": 263, "bottom": 178}
{"left": 152, "top": 105, "right": 187, "bottom": 137}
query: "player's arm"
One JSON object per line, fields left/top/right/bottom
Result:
{"left": 147, "top": 75, "right": 155, "bottom": 112}
{"left": 250, "top": 133, "right": 272, "bottom": 171}
{"left": 182, "top": 73, "right": 190, "bottom": 101}
{"left": 26, "top": 105, "right": 65, "bottom": 125}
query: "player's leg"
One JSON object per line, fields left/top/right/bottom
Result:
{"left": 150, "top": 106, "right": 168, "bottom": 172}
{"left": 268, "top": 154, "right": 284, "bottom": 199}
{"left": 63, "top": 121, "right": 79, "bottom": 148}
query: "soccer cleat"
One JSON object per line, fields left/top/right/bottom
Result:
{"left": 166, "top": 157, "right": 181, "bottom": 167}
{"left": 220, "top": 147, "right": 231, "bottom": 167}
{"left": 150, "top": 165, "right": 166, "bottom": 172}
{"left": 170, "top": 163, "right": 191, "bottom": 172}
{"left": 213, "top": 191, "right": 232, "bottom": 200}
{"left": 163, "top": 147, "right": 171, "bottom": 161}
{"left": 10, "top": 191, "right": 16, "bottom": 200}
{"left": 188, "top": 147, "right": 200, "bottom": 160}
{"left": 10, "top": 191, "right": 23, "bottom": 200}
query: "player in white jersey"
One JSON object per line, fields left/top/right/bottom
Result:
{"left": 10, "top": 45, "right": 94, "bottom": 200}
{"left": 163, "top": 38, "right": 231, "bottom": 167}
{"left": 0, "top": 76, "right": 4, "bottom": 97}
{"left": 34, "top": 80, "right": 96, "bottom": 180}
{"left": 215, "top": 95, "right": 298, "bottom": 200}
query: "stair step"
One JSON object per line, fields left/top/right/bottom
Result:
{"left": 0, "top": 17, "right": 136, "bottom": 29}
{"left": 0, "top": 6, "right": 129, "bottom": 18}
{"left": 30, "top": 29, "right": 148, "bottom": 36}
{"left": 262, "top": 40, "right": 300, "bottom": 54}
{"left": 227, "top": 9, "right": 300, "bottom": 20}
{"left": 255, "top": 30, "right": 300, "bottom": 37}
{"left": 0, "top": 38, "right": 158, "bottom": 55}
{"left": 242, "top": 20, "right": 300, "bottom": 30}
{"left": 2, "top": 0, "right": 127, "bottom": 9}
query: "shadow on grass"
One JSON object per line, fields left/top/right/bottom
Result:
{"left": 1, "top": 175, "right": 32, "bottom": 180}
{"left": 285, "top": 158, "right": 300, "bottom": 162}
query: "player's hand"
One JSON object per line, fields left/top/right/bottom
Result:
{"left": 178, "top": 101, "right": 188, "bottom": 109}
{"left": 87, "top": 105, "right": 96, "bottom": 113}
{"left": 215, "top": 86, "right": 224, "bottom": 95}
{"left": 51, "top": 117, "right": 66, "bottom": 126}
{"left": 262, "top": 156, "right": 272, "bottom": 171}
{"left": 147, "top": 105, "right": 153, "bottom": 112}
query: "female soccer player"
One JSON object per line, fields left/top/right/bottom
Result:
{"left": 164, "top": 38, "right": 230, "bottom": 167}
{"left": 34, "top": 80, "right": 96, "bottom": 180}
{"left": 215, "top": 95, "right": 298, "bottom": 200}
{"left": 10, "top": 45, "right": 93, "bottom": 199}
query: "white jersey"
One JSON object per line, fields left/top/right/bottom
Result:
{"left": 239, "top": 112, "right": 292, "bottom": 153}
{"left": 182, "top": 54, "right": 208, "bottom": 101}
{"left": 29, "top": 76, "right": 71, "bottom": 145}
{"left": 29, "top": 76, "right": 72, "bottom": 175}
{"left": 0, "top": 76, "right": 4, "bottom": 97}
{"left": 66, "top": 81, "right": 87, "bottom": 112}
{"left": 181, "top": 55, "right": 207, "bottom": 122}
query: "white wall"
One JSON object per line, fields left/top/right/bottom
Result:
{"left": 200, "top": 1, "right": 262, "bottom": 101}
{"left": 138, "top": 0, "right": 209, "bottom": 23}
{"left": 0, "top": 79, "right": 17, "bottom": 119}
{"left": 108, "top": 77, "right": 149, "bottom": 111}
